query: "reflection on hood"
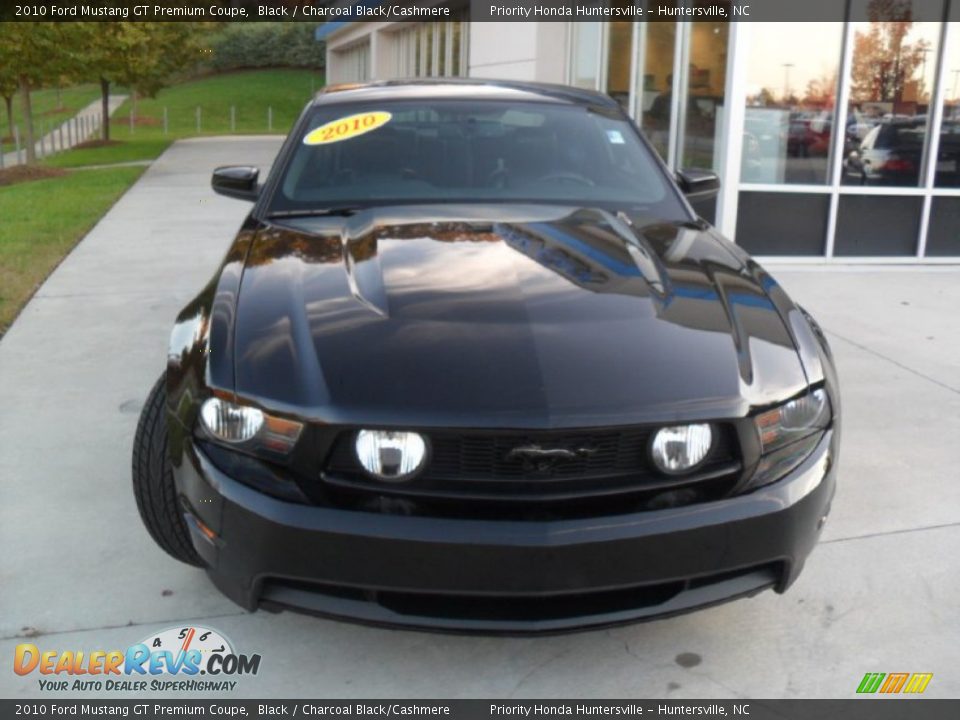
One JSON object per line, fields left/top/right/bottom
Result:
{"left": 230, "top": 205, "right": 807, "bottom": 425}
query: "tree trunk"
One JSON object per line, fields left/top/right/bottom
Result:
{"left": 18, "top": 75, "right": 35, "bottom": 164}
{"left": 100, "top": 76, "right": 110, "bottom": 142}
{"left": 3, "top": 95, "right": 13, "bottom": 141}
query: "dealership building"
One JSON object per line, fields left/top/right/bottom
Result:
{"left": 317, "top": 1, "right": 960, "bottom": 261}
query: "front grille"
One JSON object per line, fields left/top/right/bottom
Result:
{"left": 431, "top": 428, "right": 650, "bottom": 482}
{"left": 322, "top": 425, "right": 742, "bottom": 518}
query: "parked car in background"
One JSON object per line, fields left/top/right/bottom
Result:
{"left": 934, "top": 121, "right": 960, "bottom": 187}
{"left": 844, "top": 117, "right": 926, "bottom": 185}
{"left": 844, "top": 116, "right": 960, "bottom": 186}
{"left": 788, "top": 113, "right": 831, "bottom": 158}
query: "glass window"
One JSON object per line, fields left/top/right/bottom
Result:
{"left": 415, "top": 26, "right": 422, "bottom": 76}
{"left": 842, "top": 1, "right": 943, "bottom": 186}
{"left": 459, "top": 18, "right": 469, "bottom": 74}
{"left": 334, "top": 43, "right": 370, "bottom": 84}
{"left": 637, "top": 22, "right": 677, "bottom": 161}
{"left": 413, "top": 20, "right": 467, "bottom": 79}
{"left": 934, "top": 1, "right": 960, "bottom": 187}
{"left": 437, "top": 23, "right": 446, "bottom": 77}
{"left": 605, "top": 20, "right": 633, "bottom": 112}
{"left": 741, "top": 21, "right": 845, "bottom": 184}
{"left": 451, "top": 21, "right": 462, "bottom": 76}
{"left": 272, "top": 101, "right": 688, "bottom": 223}
{"left": 394, "top": 27, "right": 417, "bottom": 78}
{"left": 420, "top": 25, "right": 433, "bottom": 77}
{"left": 681, "top": 17, "right": 730, "bottom": 171}
{"left": 571, "top": 22, "right": 602, "bottom": 90}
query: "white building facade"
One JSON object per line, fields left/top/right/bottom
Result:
{"left": 319, "top": 2, "right": 960, "bottom": 261}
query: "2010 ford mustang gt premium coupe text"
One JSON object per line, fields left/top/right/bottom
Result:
{"left": 132, "top": 79, "right": 841, "bottom": 633}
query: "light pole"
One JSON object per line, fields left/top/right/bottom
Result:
{"left": 917, "top": 48, "right": 931, "bottom": 99}
{"left": 782, "top": 63, "right": 794, "bottom": 104}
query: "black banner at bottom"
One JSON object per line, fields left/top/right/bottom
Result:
{"left": 1, "top": 700, "right": 957, "bottom": 720}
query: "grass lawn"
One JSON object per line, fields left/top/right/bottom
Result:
{"left": 0, "top": 84, "right": 102, "bottom": 145}
{"left": 0, "top": 166, "right": 145, "bottom": 334}
{"left": 43, "top": 69, "right": 322, "bottom": 168}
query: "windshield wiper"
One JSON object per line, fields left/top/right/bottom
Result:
{"left": 265, "top": 206, "right": 365, "bottom": 219}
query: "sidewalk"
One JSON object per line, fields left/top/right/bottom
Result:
{"left": 0, "top": 94, "right": 127, "bottom": 167}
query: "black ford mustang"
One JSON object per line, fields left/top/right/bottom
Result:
{"left": 133, "top": 79, "right": 841, "bottom": 633}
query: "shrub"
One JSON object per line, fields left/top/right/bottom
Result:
{"left": 202, "top": 23, "right": 325, "bottom": 72}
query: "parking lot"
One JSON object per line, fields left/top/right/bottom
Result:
{"left": 1, "top": 137, "right": 957, "bottom": 698}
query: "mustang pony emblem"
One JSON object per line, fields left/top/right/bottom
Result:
{"left": 505, "top": 444, "right": 597, "bottom": 473}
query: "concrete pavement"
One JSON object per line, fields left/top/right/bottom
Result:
{"left": 0, "top": 138, "right": 958, "bottom": 699}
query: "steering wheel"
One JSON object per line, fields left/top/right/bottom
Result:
{"left": 535, "top": 171, "right": 596, "bottom": 187}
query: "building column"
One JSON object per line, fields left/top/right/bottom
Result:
{"left": 715, "top": 21, "right": 749, "bottom": 239}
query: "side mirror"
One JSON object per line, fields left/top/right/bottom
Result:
{"left": 676, "top": 168, "right": 720, "bottom": 201}
{"left": 212, "top": 166, "right": 260, "bottom": 202}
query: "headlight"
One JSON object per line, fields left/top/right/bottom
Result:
{"left": 650, "top": 423, "right": 714, "bottom": 474}
{"left": 755, "top": 388, "right": 830, "bottom": 452}
{"left": 198, "top": 397, "right": 302, "bottom": 454}
{"left": 748, "top": 388, "right": 833, "bottom": 490}
{"left": 355, "top": 430, "right": 428, "bottom": 482}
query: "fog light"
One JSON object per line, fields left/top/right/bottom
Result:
{"left": 650, "top": 424, "right": 713, "bottom": 474}
{"left": 355, "top": 430, "right": 427, "bottom": 482}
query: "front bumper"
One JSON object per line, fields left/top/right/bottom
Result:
{"left": 174, "top": 430, "right": 837, "bottom": 633}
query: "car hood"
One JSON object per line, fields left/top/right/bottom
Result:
{"left": 231, "top": 204, "right": 809, "bottom": 427}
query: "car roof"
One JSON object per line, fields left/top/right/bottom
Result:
{"left": 312, "top": 78, "right": 620, "bottom": 110}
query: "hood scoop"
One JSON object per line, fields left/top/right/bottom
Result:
{"left": 342, "top": 212, "right": 390, "bottom": 318}
{"left": 344, "top": 237, "right": 390, "bottom": 317}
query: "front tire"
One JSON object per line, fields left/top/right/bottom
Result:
{"left": 132, "top": 374, "right": 202, "bottom": 566}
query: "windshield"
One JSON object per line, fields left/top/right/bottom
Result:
{"left": 268, "top": 100, "right": 689, "bottom": 221}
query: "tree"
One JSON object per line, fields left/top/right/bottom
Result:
{"left": 803, "top": 72, "right": 839, "bottom": 110}
{"left": 0, "top": 23, "right": 73, "bottom": 163}
{"left": 125, "top": 24, "right": 204, "bottom": 121}
{"left": 851, "top": 2, "right": 933, "bottom": 108}
{"left": 0, "top": 59, "right": 16, "bottom": 142}
{"left": 79, "top": 23, "right": 202, "bottom": 141}
{"left": 79, "top": 23, "right": 136, "bottom": 143}
{"left": 747, "top": 88, "right": 776, "bottom": 107}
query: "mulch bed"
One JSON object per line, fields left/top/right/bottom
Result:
{"left": 0, "top": 165, "right": 69, "bottom": 187}
{"left": 126, "top": 115, "right": 161, "bottom": 127}
{"left": 72, "top": 139, "right": 122, "bottom": 150}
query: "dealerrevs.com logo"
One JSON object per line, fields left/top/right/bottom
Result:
{"left": 13, "top": 625, "right": 261, "bottom": 693}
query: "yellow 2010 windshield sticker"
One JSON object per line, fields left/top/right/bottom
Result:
{"left": 303, "top": 111, "right": 392, "bottom": 145}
